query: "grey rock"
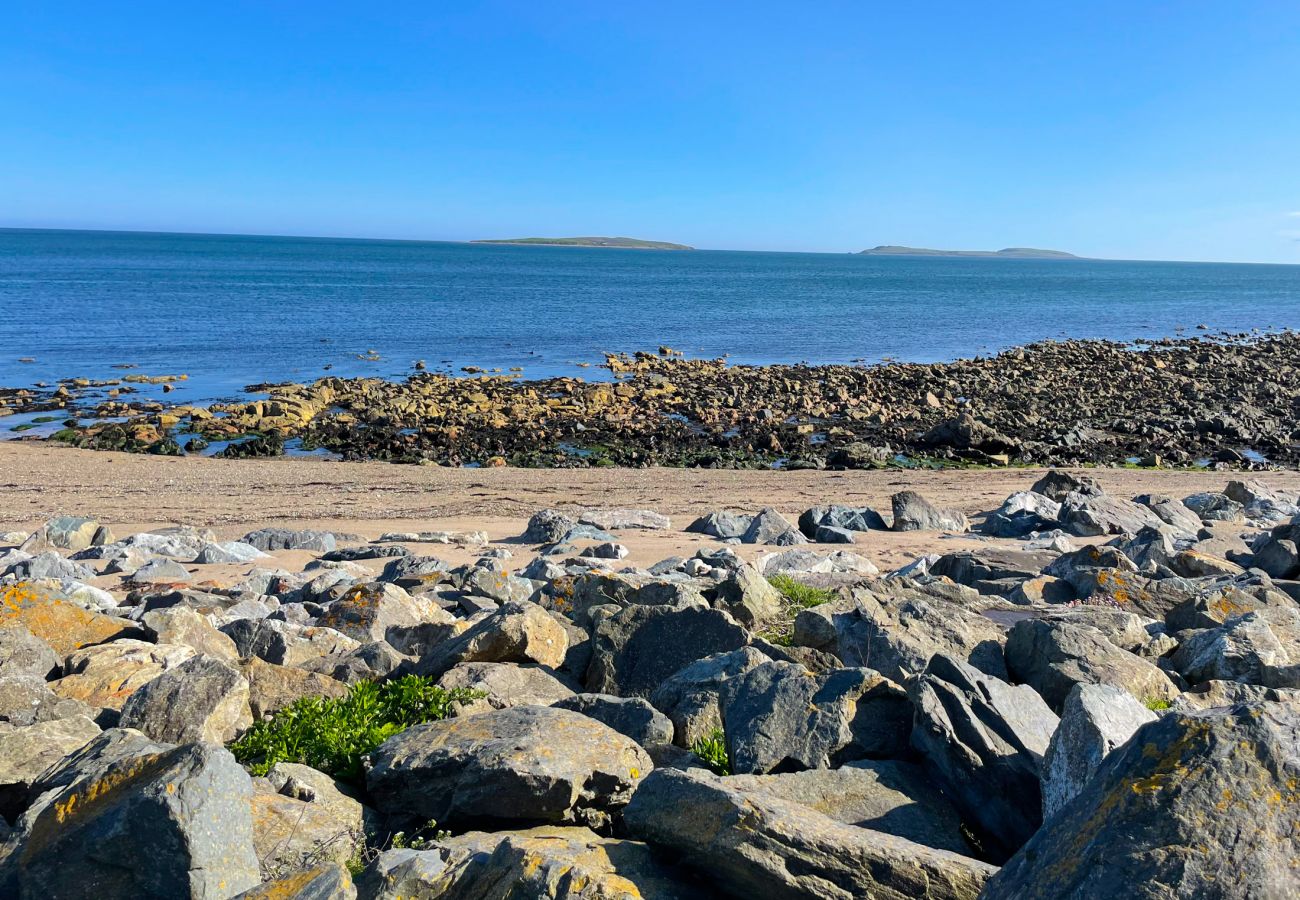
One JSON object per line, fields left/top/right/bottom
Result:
{"left": 365, "top": 705, "right": 652, "bottom": 829}
{"left": 1058, "top": 492, "right": 1166, "bottom": 537}
{"left": 1171, "top": 608, "right": 1298, "bottom": 685}
{"left": 983, "top": 702, "right": 1300, "bottom": 899}
{"left": 1030, "top": 471, "right": 1101, "bottom": 502}
{"left": 20, "top": 515, "right": 113, "bottom": 553}
{"left": 551, "top": 693, "right": 674, "bottom": 747}
{"left": 378, "top": 554, "right": 451, "bottom": 589}
{"left": 742, "top": 507, "right": 806, "bottom": 545}
{"left": 0, "top": 625, "right": 59, "bottom": 681}
{"left": 520, "top": 509, "right": 576, "bottom": 544}
{"left": 891, "top": 491, "right": 970, "bottom": 532}
{"left": 579, "top": 541, "right": 628, "bottom": 560}
{"left": 649, "top": 647, "right": 770, "bottom": 747}
{"left": 907, "top": 653, "right": 1059, "bottom": 860}
{"left": 233, "top": 864, "right": 356, "bottom": 900}
{"left": 814, "top": 525, "right": 855, "bottom": 543}
{"left": 586, "top": 604, "right": 749, "bottom": 699}
{"left": 142, "top": 606, "right": 240, "bottom": 662}
{"left": 709, "top": 563, "right": 783, "bottom": 627}
{"left": 684, "top": 510, "right": 754, "bottom": 540}
{"left": 578, "top": 508, "right": 671, "bottom": 531}
{"left": 413, "top": 600, "right": 568, "bottom": 679}
{"left": 798, "top": 504, "right": 888, "bottom": 539}
{"left": 720, "top": 661, "right": 911, "bottom": 774}
{"left": 624, "top": 768, "right": 996, "bottom": 900}
{"left": 127, "top": 557, "right": 193, "bottom": 584}
{"left": 316, "top": 581, "right": 450, "bottom": 644}
{"left": 757, "top": 548, "right": 878, "bottom": 576}
{"left": 1182, "top": 491, "right": 1245, "bottom": 523}
{"left": 1040, "top": 683, "right": 1157, "bottom": 819}
{"left": 195, "top": 540, "right": 268, "bottom": 565}
{"left": 222, "top": 619, "right": 361, "bottom": 667}
{"left": 436, "top": 661, "right": 575, "bottom": 712}
{"left": 1254, "top": 537, "right": 1300, "bottom": 579}
{"left": 242, "top": 528, "right": 338, "bottom": 552}
{"left": 0, "top": 714, "right": 100, "bottom": 820}
{"left": 299, "top": 641, "right": 407, "bottom": 685}
{"left": 5, "top": 551, "right": 94, "bottom": 581}
{"left": 118, "top": 654, "right": 252, "bottom": 744}
{"left": 1134, "top": 493, "right": 1204, "bottom": 535}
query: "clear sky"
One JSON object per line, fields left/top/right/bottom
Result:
{"left": 3, "top": 2, "right": 1299, "bottom": 262}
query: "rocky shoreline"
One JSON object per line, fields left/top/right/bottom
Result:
{"left": 4, "top": 331, "right": 1299, "bottom": 469}
{"left": 2, "top": 470, "right": 1300, "bottom": 896}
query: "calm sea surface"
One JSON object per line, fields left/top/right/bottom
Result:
{"left": 3, "top": 228, "right": 1299, "bottom": 405}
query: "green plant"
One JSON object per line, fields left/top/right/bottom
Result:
{"left": 691, "top": 728, "right": 731, "bottom": 775}
{"left": 1143, "top": 696, "right": 1173, "bottom": 711}
{"left": 229, "top": 676, "right": 481, "bottom": 784}
{"left": 767, "top": 574, "right": 837, "bottom": 609}
{"left": 345, "top": 820, "right": 450, "bottom": 877}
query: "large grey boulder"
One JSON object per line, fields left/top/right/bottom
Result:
{"left": 719, "top": 661, "right": 911, "bottom": 774}
{"left": 365, "top": 706, "right": 652, "bottom": 830}
{"left": 316, "top": 581, "right": 449, "bottom": 644}
{"left": 709, "top": 563, "right": 783, "bottom": 627}
{"left": 5, "top": 551, "right": 95, "bottom": 581}
{"left": 1171, "top": 608, "right": 1298, "bottom": 686}
{"left": 1040, "top": 683, "right": 1156, "bottom": 819}
{"left": 551, "top": 693, "right": 674, "bottom": 747}
{"left": 586, "top": 604, "right": 749, "bottom": 699}
{"left": 649, "top": 647, "right": 770, "bottom": 746}
{"left": 361, "top": 826, "right": 707, "bottom": 900}
{"left": 908, "top": 654, "right": 1059, "bottom": 860}
{"left": 1133, "top": 493, "right": 1204, "bottom": 535}
{"left": 142, "top": 606, "right": 240, "bottom": 661}
{"left": 194, "top": 540, "right": 267, "bottom": 565}
{"left": 684, "top": 510, "right": 754, "bottom": 540}
{"left": 1004, "top": 618, "right": 1179, "bottom": 712}
{"left": 520, "top": 509, "right": 576, "bottom": 544}
{"left": 436, "top": 661, "right": 575, "bottom": 713}
{"left": 118, "top": 654, "right": 253, "bottom": 744}
{"left": 20, "top": 515, "right": 112, "bottom": 553}
{"left": 891, "top": 491, "right": 970, "bottom": 532}
{"left": 742, "top": 508, "right": 806, "bottom": 545}
{"left": 579, "top": 508, "right": 672, "bottom": 531}
{"left": 624, "top": 768, "right": 995, "bottom": 900}
{"left": 1030, "top": 471, "right": 1101, "bottom": 502}
{"left": 983, "top": 702, "right": 1300, "bottom": 899}
{"left": 10, "top": 742, "right": 260, "bottom": 898}
{"left": 795, "top": 591, "right": 1008, "bottom": 684}
{"left": 222, "top": 619, "right": 361, "bottom": 667}
{"left": 0, "top": 676, "right": 94, "bottom": 727}
{"left": 0, "top": 714, "right": 100, "bottom": 820}
{"left": 250, "top": 764, "right": 372, "bottom": 880}
{"left": 724, "top": 759, "right": 970, "bottom": 854}
{"left": 241, "top": 528, "right": 338, "bottom": 552}
{"left": 1058, "top": 492, "right": 1166, "bottom": 537}
{"left": 233, "top": 864, "right": 355, "bottom": 900}
{"left": 798, "top": 504, "right": 888, "bottom": 539}
{"left": 0, "top": 625, "right": 59, "bottom": 681}
{"left": 413, "top": 600, "right": 568, "bottom": 679}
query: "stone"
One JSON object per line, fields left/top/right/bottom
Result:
{"left": 361, "top": 826, "right": 704, "bottom": 900}
{"left": 520, "top": 509, "right": 576, "bottom": 544}
{"left": 414, "top": 600, "right": 567, "bottom": 679}
{"left": 921, "top": 413, "right": 1019, "bottom": 455}
{"left": 436, "top": 661, "right": 575, "bottom": 712}
{"left": 623, "top": 768, "right": 995, "bottom": 900}
{"left": 0, "top": 675, "right": 94, "bottom": 726}
{"left": 1030, "top": 471, "right": 1101, "bottom": 502}
{"left": 250, "top": 766, "right": 370, "bottom": 877}
{"left": 586, "top": 604, "right": 749, "bottom": 699}
{"left": 50, "top": 639, "right": 197, "bottom": 711}
{"left": 551, "top": 693, "right": 674, "bottom": 747}
{"left": 299, "top": 641, "right": 407, "bottom": 685}
{"left": 4, "top": 551, "right": 95, "bottom": 582}
{"left": 241, "top": 528, "right": 338, "bottom": 552}
{"left": 723, "top": 759, "right": 970, "bottom": 854}
{"left": 891, "top": 491, "right": 970, "bottom": 532}
{"left": 578, "top": 541, "right": 628, "bottom": 560}
{"left": 907, "top": 653, "right": 1059, "bottom": 860}
{"left": 195, "top": 540, "right": 268, "bottom": 564}
{"left": 366, "top": 705, "right": 652, "bottom": 830}
{"left": 1171, "top": 549, "right": 1245, "bottom": 579}
{"left": 1004, "top": 618, "right": 1179, "bottom": 712}
{"left": 316, "top": 581, "right": 449, "bottom": 644}
{"left": 1182, "top": 491, "right": 1245, "bottom": 523}
{"left": 0, "top": 583, "right": 141, "bottom": 654}
{"left": 142, "top": 606, "right": 240, "bottom": 661}
{"left": 757, "top": 548, "right": 879, "bottom": 577}
{"left": 0, "top": 715, "right": 101, "bottom": 821}
{"left": 578, "top": 508, "right": 671, "bottom": 531}
{"left": 742, "top": 507, "right": 806, "bottom": 545}
{"left": 708, "top": 563, "right": 783, "bottom": 627}
{"left": 1058, "top": 492, "right": 1166, "bottom": 536}
{"left": 222, "top": 619, "right": 361, "bottom": 667}
{"left": 20, "top": 515, "right": 112, "bottom": 553}
{"left": 719, "top": 661, "right": 911, "bottom": 774}
{"left": 814, "top": 525, "right": 855, "bottom": 543}
{"left": 983, "top": 703, "right": 1300, "bottom": 899}
{"left": 119, "top": 654, "right": 253, "bottom": 743}
{"left": 1171, "top": 609, "right": 1297, "bottom": 685}
{"left": 798, "top": 504, "right": 888, "bottom": 539}
{"left": 1134, "top": 493, "right": 1204, "bottom": 535}
{"left": 0, "top": 624, "right": 59, "bottom": 681}
{"left": 10, "top": 742, "right": 261, "bottom": 898}
{"left": 233, "top": 865, "right": 356, "bottom": 900}
{"left": 125, "top": 557, "right": 194, "bottom": 584}
{"left": 649, "top": 647, "right": 770, "bottom": 747}
{"left": 684, "top": 509, "right": 754, "bottom": 540}
{"left": 1254, "top": 537, "right": 1300, "bottom": 579}
{"left": 1040, "top": 683, "right": 1157, "bottom": 819}
{"left": 242, "top": 657, "right": 350, "bottom": 720}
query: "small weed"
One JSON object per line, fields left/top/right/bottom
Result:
{"left": 767, "top": 574, "right": 836, "bottom": 609}
{"left": 1143, "top": 697, "right": 1173, "bottom": 711}
{"left": 691, "top": 728, "right": 731, "bottom": 775}
{"left": 345, "top": 820, "right": 450, "bottom": 877}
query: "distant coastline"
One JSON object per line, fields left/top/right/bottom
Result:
{"left": 859, "top": 245, "right": 1082, "bottom": 259}
{"left": 470, "top": 236, "right": 694, "bottom": 250}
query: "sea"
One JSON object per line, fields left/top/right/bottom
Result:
{"left": 3, "top": 227, "right": 1299, "bottom": 411}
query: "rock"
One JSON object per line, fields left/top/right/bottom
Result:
{"left": 579, "top": 541, "right": 628, "bottom": 560}
{"left": 414, "top": 600, "right": 568, "bottom": 679}
{"left": 316, "top": 581, "right": 449, "bottom": 644}
{"left": 891, "top": 491, "right": 970, "bottom": 532}
{"left": 242, "top": 528, "right": 338, "bottom": 552}
{"left": 0, "top": 624, "right": 59, "bottom": 680}
{"left": 624, "top": 768, "right": 995, "bottom": 900}
{"left": 921, "top": 413, "right": 1020, "bottom": 455}
{"left": 250, "top": 765, "right": 370, "bottom": 878}
{"left": 719, "top": 661, "right": 911, "bottom": 774}
{"left": 0, "top": 676, "right": 93, "bottom": 726}
{"left": 1254, "top": 537, "right": 1300, "bottom": 579}
{"left": 461, "top": 566, "right": 537, "bottom": 604}
{"left": 586, "top": 604, "right": 749, "bottom": 699}
{"left": 709, "top": 563, "right": 783, "bottom": 627}
{"left": 724, "top": 758, "right": 970, "bottom": 854}
{"left": 50, "top": 639, "right": 197, "bottom": 711}
{"left": 195, "top": 540, "right": 268, "bottom": 564}
{"left": 378, "top": 554, "right": 451, "bottom": 590}
{"left": 1030, "top": 471, "right": 1101, "bottom": 502}
{"left": 233, "top": 865, "right": 356, "bottom": 900}
{"left": 907, "top": 653, "right": 1058, "bottom": 860}
{"left": 299, "top": 641, "right": 407, "bottom": 685}
{"left": 436, "top": 661, "right": 575, "bottom": 712}
{"left": 1171, "top": 548, "right": 1245, "bottom": 579}
{"left": 649, "top": 647, "right": 770, "bottom": 746}
{"left": 814, "top": 525, "right": 855, "bottom": 543}
{"left": 10, "top": 742, "right": 261, "bottom": 898}
{"left": 684, "top": 509, "right": 754, "bottom": 540}
{"left": 551, "top": 693, "right": 674, "bottom": 747}
{"left": 1058, "top": 492, "right": 1166, "bottom": 536}
{"left": 1133, "top": 493, "right": 1203, "bottom": 534}
{"left": 1040, "top": 683, "right": 1157, "bottom": 819}
{"left": 0, "top": 715, "right": 101, "bottom": 821}
{"left": 1182, "top": 491, "right": 1245, "bottom": 523}
{"left": 1170, "top": 608, "right": 1298, "bottom": 685}
{"left": 795, "top": 591, "right": 1008, "bottom": 683}
{"left": 142, "top": 606, "right": 240, "bottom": 661}
{"left": 983, "top": 491, "right": 1062, "bottom": 537}
{"left": 1004, "top": 618, "right": 1179, "bottom": 712}
{"left": 983, "top": 702, "right": 1300, "bottom": 899}
{"left": 20, "top": 515, "right": 113, "bottom": 553}
{"left": 1009, "top": 574, "right": 1075, "bottom": 604}
{"left": 757, "top": 548, "right": 878, "bottom": 577}
{"left": 4, "top": 551, "right": 95, "bottom": 582}
{"left": 361, "top": 826, "right": 704, "bottom": 900}
{"left": 119, "top": 654, "right": 252, "bottom": 743}
{"left": 826, "top": 441, "right": 893, "bottom": 468}
{"left": 366, "top": 705, "right": 652, "bottom": 830}
{"left": 741, "top": 508, "right": 806, "bottom": 545}
{"left": 578, "top": 508, "right": 671, "bottom": 531}
{"left": 242, "top": 657, "right": 350, "bottom": 720}
{"left": 124, "top": 557, "right": 191, "bottom": 584}
{"left": 19, "top": 727, "right": 174, "bottom": 808}
{"left": 222, "top": 619, "right": 361, "bottom": 667}
{"left": 520, "top": 509, "right": 576, "bottom": 544}
{"left": 798, "top": 505, "right": 888, "bottom": 539}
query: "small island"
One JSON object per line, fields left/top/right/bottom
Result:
{"left": 859, "top": 245, "right": 1081, "bottom": 259}
{"left": 471, "top": 236, "right": 694, "bottom": 250}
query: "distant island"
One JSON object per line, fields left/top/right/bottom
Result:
{"left": 471, "top": 236, "right": 694, "bottom": 250}
{"left": 859, "top": 245, "right": 1081, "bottom": 259}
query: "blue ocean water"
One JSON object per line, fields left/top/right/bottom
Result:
{"left": 3, "top": 228, "right": 1299, "bottom": 407}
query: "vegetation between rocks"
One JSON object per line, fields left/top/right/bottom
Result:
{"left": 691, "top": 728, "right": 731, "bottom": 775}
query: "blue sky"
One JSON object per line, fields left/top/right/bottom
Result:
{"left": 3, "top": 2, "right": 1299, "bottom": 261}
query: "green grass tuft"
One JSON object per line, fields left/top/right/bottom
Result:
{"left": 767, "top": 574, "right": 837, "bottom": 609}
{"left": 691, "top": 728, "right": 731, "bottom": 775}
{"left": 1143, "top": 696, "right": 1173, "bottom": 711}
